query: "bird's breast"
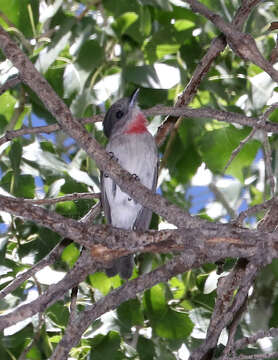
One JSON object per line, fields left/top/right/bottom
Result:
{"left": 104, "top": 132, "right": 157, "bottom": 229}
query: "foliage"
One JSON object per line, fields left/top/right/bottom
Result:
{"left": 0, "top": 0, "right": 278, "bottom": 359}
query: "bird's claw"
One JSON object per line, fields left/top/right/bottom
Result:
{"left": 131, "top": 173, "right": 140, "bottom": 181}
{"left": 108, "top": 151, "right": 118, "bottom": 162}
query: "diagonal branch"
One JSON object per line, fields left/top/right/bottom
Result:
{"left": 156, "top": 0, "right": 261, "bottom": 149}
{"left": 51, "top": 249, "right": 220, "bottom": 360}
{"left": 0, "top": 250, "right": 98, "bottom": 331}
{"left": 0, "top": 238, "right": 71, "bottom": 300}
{"left": 186, "top": 0, "right": 278, "bottom": 83}
{"left": 0, "top": 75, "right": 20, "bottom": 95}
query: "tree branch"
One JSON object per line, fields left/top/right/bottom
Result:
{"left": 0, "top": 202, "right": 101, "bottom": 299}
{"left": 51, "top": 250, "right": 220, "bottom": 360}
{"left": 25, "top": 192, "right": 100, "bottom": 205}
{"left": 186, "top": 0, "right": 278, "bottom": 83}
{"left": 155, "top": 0, "right": 261, "bottom": 146}
{"left": 0, "top": 249, "right": 98, "bottom": 331}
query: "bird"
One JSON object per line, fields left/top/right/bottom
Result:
{"left": 101, "top": 89, "right": 158, "bottom": 279}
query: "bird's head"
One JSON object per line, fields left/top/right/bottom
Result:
{"left": 103, "top": 89, "right": 148, "bottom": 138}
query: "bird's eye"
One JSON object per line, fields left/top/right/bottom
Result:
{"left": 116, "top": 110, "right": 124, "bottom": 119}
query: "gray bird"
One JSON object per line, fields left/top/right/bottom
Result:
{"left": 101, "top": 89, "right": 158, "bottom": 279}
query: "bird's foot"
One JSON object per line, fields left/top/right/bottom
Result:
{"left": 131, "top": 173, "right": 140, "bottom": 181}
{"left": 108, "top": 151, "right": 118, "bottom": 162}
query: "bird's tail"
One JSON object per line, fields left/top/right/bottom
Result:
{"left": 106, "top": 255, "right": 134, "bottom": 280}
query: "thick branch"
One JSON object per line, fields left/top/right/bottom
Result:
{"left": 2, "top": 194, "right": 278, "bottom": 266}
{"left": 0, "top": 195, "right": 92, "bottom": 247}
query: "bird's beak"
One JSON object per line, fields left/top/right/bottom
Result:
{"left": 129, "top": 88, "right": 140, "bottom": 108}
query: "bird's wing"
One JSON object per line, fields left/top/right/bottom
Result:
{"left": 100, "top": 171, "right": 111, "bottom": 224}
{"left": 133, "top": 159, "right": 159, "bottom": 231}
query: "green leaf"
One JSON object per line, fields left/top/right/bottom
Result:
{"left": 144, "top": 283, "right": 168, "bottom": 317}
{"left": 141, "top": 0, "right": 172, "bottom": 11}
{"left": 0, "top": 92, "right": 17, "bottom": 127}
{"left": 103, "top": 0, "right": 139, "bottom": 17}
{"left": 270, "top": 297, "right": 278, "bottom": 327}
{"left": 144, "top": 29, "right": 179, "bottom": 63}
{"left": 64, "top": 40, "right": 104, "bottom": 97}
{"left": 174, "top": 19, "right": 195, "bottom": 31}
{"left": 199, "top": 125, "right": 260, "bottom": 182}
{"left": 13, "top": 175, "right": 35, "bottom": 199}
{"left": 55, "top": 201, "right": 77, "bottom": 217}
{"left": 1, "top": 324, "right": 33, "bottom": 356}
{"left": 35, "top": 16, "right": 74, "bottom": 73}
{"left": 40, "top": 141, "right": 56, "bottom": 154}
{"left": 169, "top": 276, "right": 186, "bottom": 299}
{"left": 166, "top": 121, "right": 202, "bottom": 184}
{"left": 123, "top": 66, "right": 161, "bottom": 89}
{"left": 26, "top": 345, "right": 42, "bottom": 360}
{"left": 153, "top": 309, "right": 193, "bottom": 339}
{"left": 0, "top": 114, "right": 8, "bottom": 132}
{"left": 144, "top": 283, "right": 193, "bottom": 339}
{"left": 89, "top": 332, "right": 123, "bottom": 360}
{"left": 139, "top": 7, "right": 151, "bottom": 36}
{"left": 117, "top": 298, "right": 144, "bottom": 328}
{"left": 0, "top": 0, "right": 38, "bottom": 38}
{"left": 61, "top": 243, "right": 79, "bottom": 268}
{"left": 47, "top": 301, "right": 69, "bottom": 328}
{"left": 136, "top": 336, "right": 155, "bottom": 360}
{"left": 89, "top": 272, "right": 121, "bottom": 295}
{"left": 9, "top": 141, "right": 22, "bottom": 172}
{"left": 156, "top": 43, "right": 180, "bottom": 59}
{"left": 77, "top": 40, "right": 105, "bottom": 71}
{"left": 113, "top": 12, "right": 139, "bottom": 35}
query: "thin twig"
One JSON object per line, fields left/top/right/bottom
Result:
{"left": 269, "top": 34, "right": 278, "bottom": 65}
{"left": 263, "top": 103, "right": 278, "bottom": 120}
{"left": 209, "top": 182, "right": 237, "bottom": 219}
{"left": 221, "top": 297, "right": 248, "bottom": 359}
{"left": 189, "top": 262, "right": 260, "bottom": 360}
{"left": 234, "top": 327, "right": 278, "bottom": 350}
{"left": 236, "top": 352, "right": 278, "bottom": 359}
{"left": 263, "top": 130, "right": 275, "bottom": 196}
{"left": 82, "top": 201, "right": 101, "bottom": 225}
{"left": 0, "top": 201, "right": 101, "bottom": 299}
{"left": 186, "top": 0, "right": 278, "bottom": 83}
{"left": 156, "top": 0, "right": 261, "bottom": 157}
{"left": 260, "top": 104, "right": 278, "bottom": 197}
{"left": 25, "top": 192, "right": 100, "bottom": 205}
{"left": 0, "top": 75, "right": 20, "bottom": 95}
{"left": 5, "top": 85, "right": 26, "bottom": 131}
{"left": 0, "top": 114, "right": 103, "bottom": 146}
{"left": 224, "top": 128, "right": 257, "bottom": 173}
{"left": 0, "top": 238, "right": 72, "bottom": 300}
{"left": 235, "top": 198, "right": 277, "bottom": 225}
{"left": 69, "top": 286, "right": 78, "bottom": 323}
